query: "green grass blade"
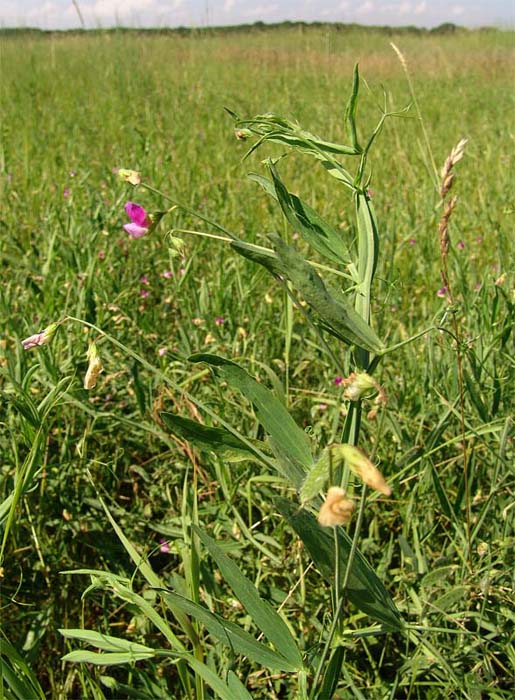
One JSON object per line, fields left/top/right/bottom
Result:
{"left": 0, "top": 637, "right": 45, "bottom": 700}
{"left": 194, "top": 527, "right": 304, "bottom": 670}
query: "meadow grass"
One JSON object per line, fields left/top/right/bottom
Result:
{"left": 0, "top": 25, "right": 514, "bottom": 699}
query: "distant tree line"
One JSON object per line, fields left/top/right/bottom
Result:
{"left": 0, "top": 20, "right": 502, "bottom": 39}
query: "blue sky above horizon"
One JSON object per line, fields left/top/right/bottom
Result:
{"left": 1, "top": 0, "right": 513, "bottom": 31}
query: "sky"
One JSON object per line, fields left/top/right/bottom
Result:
{"left": 1, "top": 0, "right": 513, "bottom": 31}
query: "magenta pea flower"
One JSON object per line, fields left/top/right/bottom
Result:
{"left": 159, "top": 538, "right": 171, "bottom": 554}
{"left": 215, "top": 316, "right": 225, "bottom": 326}
{"left": 123, "top": 202, "right": 151, "bottom": 238}
{"left": 333, "top": 376, "right": 343, "bottom": 386}
{"left": 437, "top": 286, "right": 448, "bottom": 298}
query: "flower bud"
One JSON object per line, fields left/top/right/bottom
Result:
{"left": 117, "top": 168, "right": 142, "bottom": 186}
{"left": 84, "top": 342, "right": 103, "bottom": 390}
{"left": 339, "top": 444, "right": 391, "bottom": 496}
{"left": 318, "top": 487, "right": 355, "bottom": 527}
{"left": 22, "top": 322, "right": 59, "bottom": 350}
{"left": 235, "top": 128, "right": 252, "bottom": 141}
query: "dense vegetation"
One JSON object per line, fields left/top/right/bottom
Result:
{"left": 1, "top": 24, "right": 514, "bottom": 699}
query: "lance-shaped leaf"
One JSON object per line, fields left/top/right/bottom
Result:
{"left": 162, "top": 591, "right": 299, "bottom": 672}
{"left": 160, "top": 412, "right": 266, "bottom": 463}
{"left": 189, "top": 354, "right": 312, "bottom": 488}
{"left": 249, "top": 164, "right": 351, "bottom": 265}
{"left": 270, "top": 235, "right": 384, "bottom": 354}
{"left": 276, "top": 498, "right": 403, "bottom": 631}
{"left": 195, "top": 527, "right": 304, "bottom": 670}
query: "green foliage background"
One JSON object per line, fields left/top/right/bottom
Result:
{"left": 0, "top": 25, "right": 514, "bottom": 699}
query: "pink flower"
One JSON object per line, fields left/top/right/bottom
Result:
{"left": 124, "top": 202, "right": 151, "bottom": 238}
{"left": 140, "top": 289, "right": 150, "bottom": 298}
{"left": 140, "top": 274, "right": 149, "bottom": 285}
{"left": 63, "top": 187, "right": 71, "bottom": 198}
{"left": 21, "top": 323, "right": 58, "bottom": 350}
{"left": 162, "top": 270, "right": 174, "bottom": 279}
{"left": 333, "top": 376, "right": 343, "bottom": 386}
{"left": 409, "top": 238, "right": 416, "bottom": 245}
{"left": 159, "top": 538, "right": 171, "bottom": 554}
{"left": 215, "top": 316, "right": 225, "bottom": 326}
{"left": 158, "top": 347, "right": 167, "bottom": 357}
{"left": 98, "top": 250, "right": 106, "bottom": 260}
{"left": 457, "top": 240, "right": 465, "bottom": 250}
{"left": 437, "top": 286, "right": 448, "bottom": 298}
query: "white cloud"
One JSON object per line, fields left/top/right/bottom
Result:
{"left": 451, "top": 4, "right": 465, "bottom": 16}
{"left": 223, "top": 0, "right": 236, "bottom": 12}
{"left": 414, "top": 1, "right": 427, "bottom": 15}
{"left": 398, "top": 2, "right": 412, "bottom": 16}
{"left": 356, "top": 1, "right": 374, "bottom": 15}
{"left": 242, "top": 3, "right": 278, "bottom": 18}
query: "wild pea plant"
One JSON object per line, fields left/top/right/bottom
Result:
{"left": 12, "top": 67, "right": 466, "bottom": 698}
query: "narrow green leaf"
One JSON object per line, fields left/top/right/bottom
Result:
{"left": 185, "top": 655, "right": 248, "bottom": 700}
{"left": 59, "top": 629, "right": 155, "bottom": 654}
{"left": 345, "top": 64, "right": 362, "bottom": 152}
{"left": 62, "top": 650, "right": 155, "bottom": 666}
{"left": 189, "top": 354, "right": 312, "bottom": 487}
{"left": 62, "top": 649, "right": 155, "bottom": 666}
{"left": 227, "top": 671, "right": 253, "bottom": 700}
{"left": 270, "top": 235, "right": 385, "bottom": 354}
{"left": 0, "top": 638, "right": 45, "bottom": 700}
{"left": 276, "top": 498, "right": 403, "bottom": 631}
{"left": 195, "top": 527, "right": 304, "bottom": 669}
{"left": 160, "top": 412, "right": 265, "bottom": 463}
{"left": 251, "top": 166, "right": 351, "bottom": 264}
{"left": 162, "top": 592, "right": 298, "bottom": 672}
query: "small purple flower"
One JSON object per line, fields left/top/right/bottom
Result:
{"left": 318, "top": 403, "right": 328, "bottom": 411}
{"left": 409, "top": 238, "right": 416, "bottom": 246}
{"left": 437, "top": 286, "right": 448, "bottom": 298}
{"left": 162, "top": 270, "right": 174, "bottom": 279}
{"left": 140, "top": 289, "right": 150, "bottom": 299}
{"left": 159, "top": 538, "right": 171, "bottom": 554}
{"left": 140, "top": 274, "right": 149, "bottom": 285}
{"left": 333, "top": 376, "right": 343, "bottom": 386}
{"left": 158, "top": 347, "right": 167, "bottom": 357}
{"left": 215, "top": 316, "right": 225, "bottom": 326}
{"left": 124, "top": 202, "right": 151, "bottom": 238}
{"left": 98, "top": 250, "right": 106, "bottom": 260}
{"left": 63, "top": 187, "right": 71, "bottom": 198}
{"left": 456, "top": 240, "right": 465, "bottom": 250}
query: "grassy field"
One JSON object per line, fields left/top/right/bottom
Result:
{"left": 1, "top": 25, "right": 514, "bottom": 699}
